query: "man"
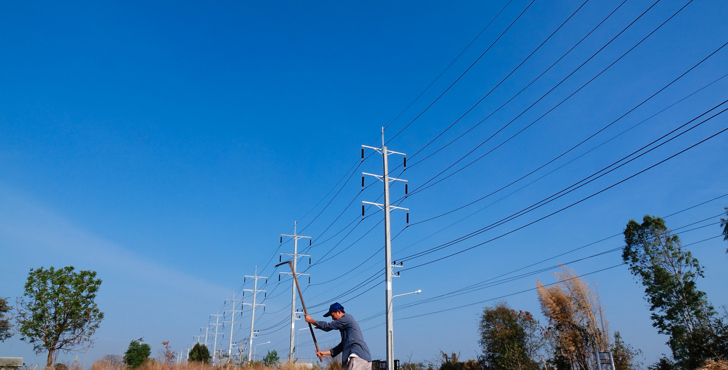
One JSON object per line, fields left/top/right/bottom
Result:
{"left": 304, "top": 302, "right": 372, "bottom": 370}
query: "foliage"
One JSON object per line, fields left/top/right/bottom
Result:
{"left": 0, "top": 296, "right": 12, "bottom": 342}
{"left": 623, "top": 215, "right": 722, "bottom": 368}
{"left": 537, "top": 265, "right": 609, "bottom": 369}
{"left": 610, "top": 332, "right": 642, "bottom": 370}
{"left": 188, "top": 343, "right": 211, "bottom": 364}
{"left": 648, "top": 356, "right": 676, "bottom": 370}
{"left": 262, "top": 350, "right": 279, "bottom": 367}
{"left": 17, "top": 266, "right": 104, "bottom": 369}
{"left": 478, "top": 302, "right": 543, "bottom": 370}
{"left": 159, "top": 341, "right": 176, "bottom": 365}
{"left": 125, "top": 340, "right": 152, "bottom": 368}
{"left": 436, "top": 352, "right": 478, "bottom": 370}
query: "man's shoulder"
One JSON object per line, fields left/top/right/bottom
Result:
{"left": 341, "top": 314, "right": 359, "bottom": 324}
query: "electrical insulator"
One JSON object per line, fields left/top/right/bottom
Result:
{"left": 406, "top": 213, "right": 409, "bottom": 224}
{"left": 279, "top": 255, "right": 281, "bottom": 262}
{"left": 278, "top": 275, "right": 281, "bottom": 282}
{"left": 280, "top": 236, "right": 282, "bottom": 244}
{"left": 308, "top": 276, "right": 311, "bottom": 285}
{"left": 309, "top": 257, "right": 311, "bottom": 264}
{"left": 362, "top": 177, "right": 365, "bottom": 187}
{"left": 264, "top": 292, "right": 267, "bottom": 298}
{"left": 244, "top": 278, "right": 246, "bottom": 283}
{"left": 405, "top": 184, "right": 408, "bottom": 195}
{"left": 361, "top": 148, "right": 364, "bottom": 159}
{"left": 404, "top": 157, "right": 407, "bottom": 167}
{"left": 265, "top": 279, "right": 268, "bottom": 285}
{"left": 362, "top": 205, "right": 365, "bottom": 216}
{"left": 309, "top": 239, "right": 312, "bottom": 246}
{"left": 398, "top": 271, "right": 401, "bottom": 276}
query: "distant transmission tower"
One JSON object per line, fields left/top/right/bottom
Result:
{"left": 243, "top": 266, "right": 266, "bottom": 364}
{"left": 280, "top": 221, "right": 311, "bottom": 361}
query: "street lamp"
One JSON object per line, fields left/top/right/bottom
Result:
{"left": 392, "top": 289, "right": 422, "bottom": 299}
{"left": 296, "top": 327, "right": 310, "bottom": 359}
{"left": 253, "top": 341, "right": 271, "bottom": 361}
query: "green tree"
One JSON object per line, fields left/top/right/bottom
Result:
{"left": 0, "top": 297, "right": 12, "bottom": 342}
{"left": 478, "top": 302, "right": 542, "bottom": 370}
{"left": 262, "top": 350, "right": 279, "bottom": 367}
{"left": 17, "top": 266, "right": 104, "bottom": 369}
{"left": 611, "top": 332, "right": 642, "bottom": 370}
{"left": 124, "top": 340, "right": 151, "bottom": 368}
{"left": 188, "top": 343, "right": 211, "bottom": 363}
{"left": 623, "top": 215, "right": 717, "bottom": 368}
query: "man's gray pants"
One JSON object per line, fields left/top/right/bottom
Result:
{"left": 347, "top": 356, "right": 371, "bottom": 370}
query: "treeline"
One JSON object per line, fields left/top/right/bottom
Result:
{"left": 456, "top": 212, "right": 728, "bottom": 370}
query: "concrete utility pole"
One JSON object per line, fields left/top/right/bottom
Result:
{"left": 243, "top": 266, "right": 266, "bottom": 364}
{"left": 280, "top": 221, "right": 311, "bottom": 362}
{"left": 201, "top": 326, "right": 210, "bottom": 347}
{"left": 362, "top": 128, "right": 408, "bottom": 370}
{"left": 225, "top": 291, "right": 242, "bottom": 359}
{"left": 210, "top": 311, "right": 224, "bottom": 364}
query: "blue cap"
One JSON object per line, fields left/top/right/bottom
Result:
{"left": 323, "top": 302, "right": 345, "bottom": 317}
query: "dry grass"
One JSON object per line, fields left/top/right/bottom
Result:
{"left": 698, "top": 360, "right": 728, "bottom": 370}
{"left": 537, "top": 265, "right": 610, "bottom": 369}
{"left": 88, "top": 359, "right": 323, "bottom": 370}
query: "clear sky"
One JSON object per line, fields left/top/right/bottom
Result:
{"left": 1, "top": 0, "right": 727, "bottom": 367}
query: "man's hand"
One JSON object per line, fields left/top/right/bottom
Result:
{"left": 304, "top": 314, "right": 316, "bottom": 324}
{"left": 315, "top": 350, "right": 330, "bottom": 359}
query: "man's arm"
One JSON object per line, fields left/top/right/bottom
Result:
{"left": 304, "top": 314, "right": 345, "bottom": 332}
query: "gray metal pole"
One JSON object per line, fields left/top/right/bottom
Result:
{"left": 227, "top": 292, "right": 238, "bottom": 359}
{"left": 249, "top": 267, "right": 258, "bottom": 363}
{"left": 242, "top": 266, "right": 266, "bottom": 363}
{"left": 382, "top": 133, "right": 394, "bottom": 370}
{"left": 201, "top": 326, "right": 209, "bottom": 347}
{"left": 362, "top": 130, "right": 408, "bottom": 370}
{"left": 209, "top": 312, "right": 224, "bottom": 364}
{"left": 289, "top": 222, "right": 298, "bottom": 362}
{"left": 280, "top": 223, "right": 310, "bottom": 362}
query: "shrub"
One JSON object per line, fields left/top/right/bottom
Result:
{"left": 124, "top": 340, "right": 152, "bottom": 368}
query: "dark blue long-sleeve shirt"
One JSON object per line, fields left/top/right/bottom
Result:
{"left": 315, "top": 314, "right": 371, "bottom": 366}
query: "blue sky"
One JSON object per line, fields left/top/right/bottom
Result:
{"left": 1, "top": 0, "right": 727, "bottom": 367}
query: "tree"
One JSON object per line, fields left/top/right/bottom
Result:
{"left": 188, "top": 343, "right": 211, "bottom": 364}
{"left": 159, "top": 341, "right": 175, "bottom": 366}
{"left": 537, "top": 265, "right": 610, "bottom": 369}
{"left": 478, "top": 302, "right": 543, "bottom": 370}
{"left": 611, "top": 332, "right": 642, "bottom": 370}
{"left": 0, "top": 297, "right": 13, "bottom": 342}
{"left": 124, "top": 340, "right": 151, "bottom": 368}
{"left": 262, "top": 350, "right": 279, "bottom": 367}
{"left": 17, "top": 266, "right": 104, "bottom": 369}
{"left": 623, "top": 215, "right": 719, "bottom": 368}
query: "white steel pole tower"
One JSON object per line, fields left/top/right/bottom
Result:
{"left": 362, "top": 128, "right": 408, "bottom": 370}
{"left": 243, "top": 266, "right": 266, "bottom": 364}
{"left": 280, "top": 221, "right": 311, "bottom": 362}
{"left": 201, "top": 326, "right": 210, "bottom": 347}
{"left": 225, "top": 291, "right": 241, "bottom": 359}
{"left": 210, "top": 311, "right": 224, "bottom": 364}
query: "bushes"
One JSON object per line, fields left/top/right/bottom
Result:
{"left": 124, "top": 340, "right": 152, "bottom": 368}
